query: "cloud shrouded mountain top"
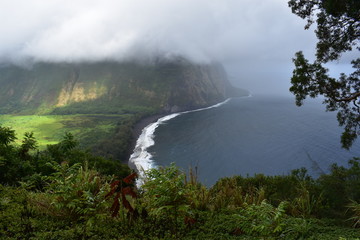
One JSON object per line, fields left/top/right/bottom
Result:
{"left": 0, "top": 0, "right": 316, "bottom": 64}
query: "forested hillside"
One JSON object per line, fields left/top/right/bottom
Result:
{"left": 0, "top": 59, "right": 247, "bottom": 115}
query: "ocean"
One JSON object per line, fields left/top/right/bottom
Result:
{"left": 129, "top": 95, "right": 360, "bottom": 186}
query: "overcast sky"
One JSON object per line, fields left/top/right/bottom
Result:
{"left": 0, "top": 0, "right": 350, "bottom": 95}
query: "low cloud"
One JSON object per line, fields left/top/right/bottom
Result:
{"left": 1, "top": 0, "right": 327, "bottom": 94}
{"left": 1, "top": 0, "right": 316, "bottom": 64}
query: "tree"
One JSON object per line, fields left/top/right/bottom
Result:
{"left": 0, "top": 125, "right": 16, "bottom": 147}
{"left": 19, "top": 132, "right": 38, "bottom": 159}
{"left": 288, "top": 0, "right": 359, "bottom": 149}
{"left": 0, "top": 126, "right": 34, "bottom": 185}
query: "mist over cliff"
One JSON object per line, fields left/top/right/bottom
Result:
{"left": 0, "top": 0, "right": 322, "bottom": 96}
{"left": 0, "top": 59, "right": 248, "bottom": 115}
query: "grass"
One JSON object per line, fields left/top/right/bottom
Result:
{"left": 0, "top": 114, "right": 125, "bottom": 149}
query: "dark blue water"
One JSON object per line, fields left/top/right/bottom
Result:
{"left": 149, "top": 96, "right": 360, "bottom": 186}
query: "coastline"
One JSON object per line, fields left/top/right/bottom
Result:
{"left": 127, "top": 113, "right": 167, "bottom": 167}
{"left": 127, "top": 98, "right": 234, "bottom": 172}
{"left": 127, "top": 88, "right": 251, "bottom": 168}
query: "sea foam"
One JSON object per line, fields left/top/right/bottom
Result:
{"left": 128, "top": 98, "right": 231, "bottom": 182}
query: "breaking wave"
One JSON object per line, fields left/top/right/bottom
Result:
{"left": 128, "top": 98, "right": 231, "bottom": 180}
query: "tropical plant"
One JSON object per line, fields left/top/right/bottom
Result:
{"left": 0, "top": 125, "right": 17, "bottom": 147}
{"left": 0, "top": 185, "right": 34, "bottom": 239}
{"left": 238, "top": 200, "right": 288, "bottom": 237}
{"left": 347, "top": 200, "right": 360, "bottom": 227}
{"left": 141, "top": 163, "right": 192, "bottom": 236}
{"left": 0, "top": 126, "right": 34, "bottom": 185}
{"left": 19, "top": 132, "right": 38, "bottom": 159}
{"left": 318, "top": 158, "right": 360, "bottom": 215}
{"left": 282, "top": 218, "right": 314, "bottom": 239}
{"left": 209, "top": 177, "right": 266, "bottom": 211}
{"left": 289, "top": 182, "right": 324, "bottom": 217}
{"left": 34, "top": 162, "right": 112, "bottom": 238}
{"left": 105, "top": 172, "right": 138, "bottom": 219}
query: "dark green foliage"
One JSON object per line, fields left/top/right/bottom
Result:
{"left": 19, "top": 132, "right": 37, "bottom": 158}
{"left": 0, "top": 126, "right": 34, "bottom": 185}
{"left": 1, "top": 127, "right": 360, "bottom": 239}
{"left": 228, "top": 201, "right": 288, "bottom": 237}
{"left": 318, "top": 158, "right": 360, "bottom": 214}
{"left": 0, "top": 186, "right": 33, "bottom": 239}
{"left": 0, "top": 125, "right": 16, "bottom": 146}
{"left": 42, "top": 133, "right": 131, "bottom": 180}
{"left": 1, "top": 161, "right": 360, "bottom": 239}
{"left": 43, "top": 162, "right": 111, "bottom": 236}
{"left": 141, "top": 163, "right": 192, "bottom": 237}
{"left": 0, "top": 126, "right": 130, "bottom": 187}
{"left": 288, "top": 0, "right": 360, "bottom": 148}
{"left": 0, "top": 127, "right": 132, "bottom": 239}
{"left": 210, "top": 159, "right": 360, "bottom": 220}
{"left": 290, "top": 52, "right": 360, "bottom": 149}
{"left": 92, "top": 114, "right": 143, "bottom": 160}
{"left": 288, "top": 0, "right": 359, "bottom": 62}
{"left": 348, "top": 200, "right": 360, "bottom": 227}
{"left": 210, "top": 169, "right": 320, "bottom": 213}
{"left": 0, "top": 172, "right": 118, "bottom": 240}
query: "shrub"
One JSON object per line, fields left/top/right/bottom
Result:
{"left": 141, "top": 163, "right": 191, "bottom": 237}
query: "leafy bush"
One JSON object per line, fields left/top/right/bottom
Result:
{"left": 209, "top": 177, "right": 266, "bottom": 211}
{"left": 45, "top": 162, "right": 111, "bottom": 222}
{"left": 318, "top": 158, "right": 360, "bottom": 217}
{"left": 1, "top": 127, "right": 360, "bottom": 239}
{"left": 141, "top": 163, "right": 191, "bottom": 236}
{"left": 347, "top": 200, "right": 360, "bottom": 227}
{"left": 237, "top": 200, "right": 288, "bottom": 237}
{"left": 27, "top": 163, "right": 114, "bottom": 239}
{"left": 0, "top": 185, "right": 33, "bottom": 239}
{"left": 0, "top": 127, "right": 131, "bottom": 187}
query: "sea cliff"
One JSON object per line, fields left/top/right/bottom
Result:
{"left": 0, "top": 59, "right": 247, "bottom": 115}
{"left": 0, "top": 58, "right": 247, "bottom": 160}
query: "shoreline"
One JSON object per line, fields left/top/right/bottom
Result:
{"left": 127, "top": 98, "right": 235, "bottom": 171}
{"left": 126, "top": 89, "right": 251, "bottom": 168}
{"left": 127, "top": 113, "right": 167, "bottom": 167}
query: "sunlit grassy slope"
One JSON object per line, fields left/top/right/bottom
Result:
{"left": 0, "top": 114, "right": 124, "bottom": 149}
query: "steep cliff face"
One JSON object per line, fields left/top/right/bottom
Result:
{"left": 0, "top": 59, "right": 247, "bottom": 114}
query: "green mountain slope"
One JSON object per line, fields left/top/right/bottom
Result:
{"left": 0, "top": 59, "right": 248, "bottom": 160}
{"left": 0, "top": 59, "right": 247, "bottom": 115}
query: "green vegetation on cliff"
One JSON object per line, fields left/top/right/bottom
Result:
{"left": 0, "top": 60, "right": 247, "bottom": 160}
{"left": 0, "top": 60, "right": 245, "bottom": 115}
{"left": 0, "top": 127, "right": 359, "bottom": 239}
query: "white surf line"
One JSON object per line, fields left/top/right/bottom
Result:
{"left": 128, "top": 113, "right": 180, "bottom": 174}
{"left": 128, "top": 98, "right": 232, "bottom": 183}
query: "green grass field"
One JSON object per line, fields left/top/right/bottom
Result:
{"left": 0, "top": 114, "right": 125, "bottom": 149}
